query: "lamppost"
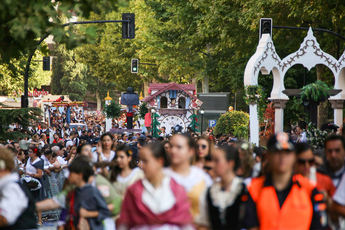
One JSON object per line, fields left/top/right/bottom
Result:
{"left": 104, "top": 91, "right": 112, "bottom": 132}
{"left": 200, "top": 109, "right": 205, "bottom": 135}
{"left": 151, "top": 108, "right": 156, "bottom": 136}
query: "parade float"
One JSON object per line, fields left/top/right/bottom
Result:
{"left": 142, "top": 83, "right": 203, "bottom": 134}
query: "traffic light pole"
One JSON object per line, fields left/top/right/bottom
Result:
{"left": 272, "top": 25, "right": 345, "bottom": 41}
{"left": 22, "top": 19, "right": 131, "bottom": 108}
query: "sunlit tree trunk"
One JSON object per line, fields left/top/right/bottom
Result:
{"left": 96, "top": 90, "right": 101, "bottom": 112}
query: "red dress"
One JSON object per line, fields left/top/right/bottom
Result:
{"left": 119, "top": 178, "right": 193, "bottom": 229}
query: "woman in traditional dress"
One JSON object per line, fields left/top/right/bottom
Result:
{"left": 196, "top": 145, "right": 245, "bottom": 230}
{"left": 24, "top": 145, "right": 45, "bottom": 224}
{"left": 110, "top": 144, "right": 143, "bottom": 197}
{"left": 164, "top": 134, "right": 212, "bottom": 221}
{"left": 119, "top": 143, "right": 193, "bottom": 230}
{"left": 93, "top": 133, "right": 116, "bottom": 163}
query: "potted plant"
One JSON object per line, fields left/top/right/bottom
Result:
{"left": 300, "top": 80, "right": 331, "bottom": 106}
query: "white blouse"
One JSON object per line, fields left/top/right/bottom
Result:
{"left": 141, "top": 176, "right": 175, "bottom": 215}
{"left": 92, "top": 150, "right": 116, "bottom": 163}
{"left": 25, "top": 157, "right": 41, "bottom": 174}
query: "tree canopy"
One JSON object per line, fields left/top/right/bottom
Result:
{"left": 0, "top": 0, "right": 117, "bottom": 61}
{"left": 2, "top": 0, "right": 345, "bottom": 123}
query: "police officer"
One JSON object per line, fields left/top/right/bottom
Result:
{"left": 244, "top": 132, "right": 327, "bottom": 230}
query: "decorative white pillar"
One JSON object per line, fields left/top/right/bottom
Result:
{"left": 249, "top": 103, "right": 259, "bottom": 146}
{"left": 272, "top": 99, "right": 288, "bottom": 133}
{"left": 105, "top": 91, "right": 112, "bottom": 132}
{"left": 330, "top": 100, "right": 344, "bottom": 128}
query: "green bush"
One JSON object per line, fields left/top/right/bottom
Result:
{"left": 301, "top": 80, "right": 331, "bottom": 103}
{"left": 214, "top": 110, "right": 249, "bottom": 139}
{"left": 104, "top": 100, "right": 121, "bottom": 119}
{"left": 139, "top": 102, "right": 149, "bottom": 119}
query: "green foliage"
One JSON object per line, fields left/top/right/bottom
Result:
{"left": 152, "top": 113, "right": 160, "bottom": 138}
{"left": 244, "top": 85, "right": 267, "bottom": 122}
{"left": 214, "top": 110, "right": 249, "bottom": 138}
{"left": 0, "top": 107, "right": 41, "bottom": 141}
{"left": 306, "top": 123, "right": 329, "bottom": 150}
{"left": 0, "top": 50, "right": 51, "bottom": 96}
{"left": 233, "top": 125, "right": 249, "bottom": 140}
{"left": 104, "top": 100, "right": 121, "bottom": 119}
{"left": 284, "top": 97, "right": 309, "bottom": 127}
{"left": 51, "top": 46, "right": 88, "bottom": 101}
{"left": 244, "top": 85, "right": 263, "bottom": 104}
{"left": 0, "top": 0, "right": 117, "bottom": 61}
{"left": 188, "top": 114, "right": 199, "bottom": 132}
{"left": 139, "top": 102, "right": 149, "bottom": 119}
{"left": 301, "top": 80, "right": 331, "bottom": 103}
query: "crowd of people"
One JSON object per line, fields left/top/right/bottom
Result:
{"left": 0, "top": 121, "right": 345, "bottom": 230}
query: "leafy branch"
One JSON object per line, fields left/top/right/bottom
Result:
{"left": 104, "top": 100, "right": 121, "bottom": 119}
{"left": 301, "top": 80, "right": 331, "bottom": 103}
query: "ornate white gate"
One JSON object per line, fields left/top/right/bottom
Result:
{"left": 244, "top": 28, "right": 345, "bottom": 145}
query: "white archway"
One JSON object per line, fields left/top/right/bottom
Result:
{"left": 244, "top": 27, "right": 345, "bottom": 145}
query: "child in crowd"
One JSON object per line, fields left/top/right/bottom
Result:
{"left": 110, "top": 144, "right": 143, "bottom": 197}
{"left": 37, "top": 156, "right": 111, "bottom": 230}
{"left": 164, "top": 134, "right": 212, "bottom": 220}
{"left": 197, "top": 145, "right": 245, "bottom": 230}
{"left": 119, "top": 143, "right": 193, "bottom": 230}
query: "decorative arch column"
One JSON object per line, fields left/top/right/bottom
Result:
{"left": 248, "top": 103, "right": 259, "bottom": 145}
{"left": 329, "top": 99, "right": 344, "bottom": 128}
{"left": 244, "top": 34, "right": 283, "bottom": 146}
{"left": 271, "top": 99, "right": 288, "bottom": 133}
{"left": 244, "top": 27, "right": 345, "bottom": 145}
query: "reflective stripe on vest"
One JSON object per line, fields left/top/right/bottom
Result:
{"left": 248, "top": 175, "right": 314, "bottom": 230}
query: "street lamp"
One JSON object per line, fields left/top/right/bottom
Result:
{"left": 151, "top": 108, "right": 156, "bottom": 136}
{"left": 200, "top": 109, "right": 205, "bottom": 135}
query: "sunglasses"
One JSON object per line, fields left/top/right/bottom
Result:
{"left": 203, "top": 166, "right": 213, "bottom": 171}
{"left": 297, "top": 158, "right": 315, "bottom": 165}
{"left": 198, "top": 144, "right": 207, "bottom": 150}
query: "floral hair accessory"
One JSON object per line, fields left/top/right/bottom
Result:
{"left": 241, "top": 143, "right": 249, "bottom": 150}
{"left": 128, "top": 149, "right": 133, "bottom": 156}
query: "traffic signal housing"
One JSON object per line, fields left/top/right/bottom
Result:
{"left": 43, "top": 56, "right": 50, "bottom": 71}
{"left": 122, "top": 13, "right": 135, "bottom": 39}
{"left": 131, "top": 59, "right": 139, "bottom": 73}
{"left": 259, "top": 18, "right": 273, "bottom": 39}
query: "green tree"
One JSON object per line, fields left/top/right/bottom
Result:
{"left": 0, "top": 0, "right": 117, "bottom": 61}
{"left": 104, "top": 100, "right": 121, "bottom": 118}
{"left": 0, "top": 106, "right": 41, "bottom": 141}
{"left": 50, "top": 46, "right": 88, "bottom": 101}
{"left": 214, "top": 110, "right": 249, "bottom": 137}
{"left": 0, "top": 50, "right": 51, "bottom": 96}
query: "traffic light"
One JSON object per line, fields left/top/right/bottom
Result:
{"left": 122, "top": 13, "right": 135, "bottom": 39}
{"left": 43, "top": 56, "right": 50, "bottom": 71}
{"left": 259, "top": 18, "right": 273, "bottom": 39}
{"left": 131, "top": 59, "right": 139, "bottom": 73}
